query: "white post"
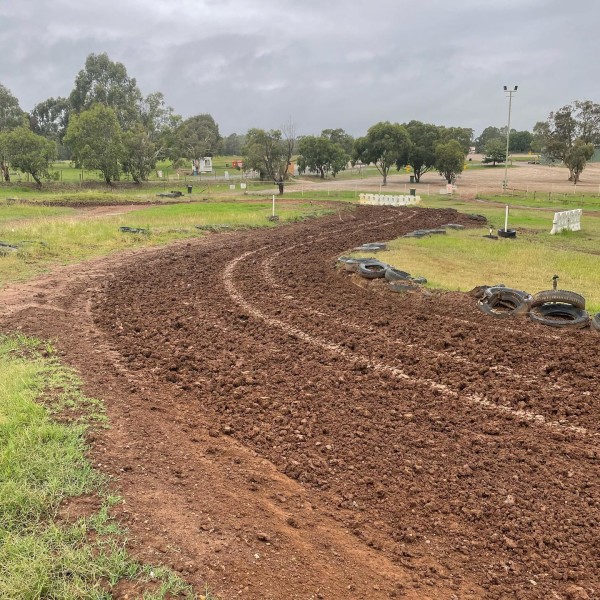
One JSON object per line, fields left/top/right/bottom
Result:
{"left": 272, "top": 194, "right": 275, "bottom": 217}
{"left": 504, "top": 205, "right": 509, "bottom": 231}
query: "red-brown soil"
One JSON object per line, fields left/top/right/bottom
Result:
{"left": 1, "top": 205, "right": 598, "bottom": 600}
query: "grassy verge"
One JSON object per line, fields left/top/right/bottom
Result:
{"left": 0, "top": 200, "right": 334, "bottom": 285}
{"left": 361, "top": 197, "right": 600, "bottom": 312}
{"left": 0, "top": 334, "right": 198, "bottom": 598}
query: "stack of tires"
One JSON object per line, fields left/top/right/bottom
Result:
{"left": 478, "top": 287, "right": 599, "bottom": 331}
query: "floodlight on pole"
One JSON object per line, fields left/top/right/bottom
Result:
{"left": 503, "top": 85, "right": 518, "bottom": 190}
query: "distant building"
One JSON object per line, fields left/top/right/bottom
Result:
{"left": 199, "top": 157, "right": 213, "bottom": 173}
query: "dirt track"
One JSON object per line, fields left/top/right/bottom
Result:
{"left": 2, "top": 205, "right": 598, "bottom": 600}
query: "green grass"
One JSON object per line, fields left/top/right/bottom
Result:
{"left": 0, "top": 200, "right": 334, "bottom": 285}
{"left": 365, "top": 198, "right": 600, "bottom": 313}
{"left": 477, "top": 192, "right": 600, "bottom": 210}
{"left": 0, "top": 334, "right": 197, "bottom": 599}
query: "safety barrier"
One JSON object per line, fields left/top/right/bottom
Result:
{"left": 358, "top": 194, "right": 421, "bottom": 206}
{"left": 550, "top": 209, "right": 582, "bottom": 234}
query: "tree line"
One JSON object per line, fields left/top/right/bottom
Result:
{"left": 0, "top": 52, "right": 598, "bottom": 188}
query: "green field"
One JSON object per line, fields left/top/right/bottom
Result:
{"left": 360, "top": 195, "right": 600, "bottom": 313}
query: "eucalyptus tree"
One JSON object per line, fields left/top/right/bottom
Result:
{"left": 353, "top": 121, "right": 411, "bottom": 185}
{"left": 0, "top": 126, "right": 56, "bottom": 185}
{"left": 243, "top": 124, "right": 295, "bottom": 194}
{"left": 64, "top": 104, "right": 123, "bottom": 184}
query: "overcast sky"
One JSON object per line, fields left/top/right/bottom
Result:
{"left": 2, "top": 0, "right": 599, "bottom": 138}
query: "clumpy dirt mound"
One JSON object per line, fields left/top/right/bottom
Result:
{"left": 2, "top": 205, "right": 599, "bottom": 600}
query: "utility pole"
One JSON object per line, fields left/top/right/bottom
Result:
{"left": 503, "top": 85, "right": 518, "bottom": 190}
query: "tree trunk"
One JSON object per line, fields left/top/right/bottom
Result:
{"left": 382, "top": 173, "right": 387, "bottom": 186}
{"left": 32, "top": 172, "right": 42, "bottom": 186}
{"left": 278, "top": 181, "right": 284, "bottom": 194}
{"left": 320, "top": 168, "right": 325, "bottom": 179}
{"left": 1, "top": 161, "right": 10, "bottom": 182}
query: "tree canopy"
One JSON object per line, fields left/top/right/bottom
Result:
{"left": 242, "top": 125, "right": 295, "bottom": 194}
{"left": 169, "top": 114, "right": 221, "bottom": 162}
{"left": 297, "top": 133, "right": 349, "bottom": 179}
{"left": 535, "top": 100, "right": 600, "bottom": 181}
{"left": 64, "top": 104, "right": 123, "bottom": 184}
{"left": 435, "top": 140, "right": 466, "bottom": 184}
{"left": 0, "top": 84, "right": 25, "bottom": 132}
{"left": 564, "top": 139, "right": 594, "bottom": 184}
{"left": 353, "top": 121, "right": 411, "bottom": 185}
{"left": 69, "top": 53, "right": 143, "bottom": 130}
{"left": 0, "top": 126, "right": 56, "bottom": 185}
{"left": 402, "top": 121, "right": 441, "bottom": 182}
{"left": 481, "top": 137, "right": 506, "bottom": 166}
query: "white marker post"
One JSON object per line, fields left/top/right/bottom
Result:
{"left": 272, "top": 194, "right": 276, "bottom": 217}
{"left": 505, "top": 205, "right": 509, "bottom": 231}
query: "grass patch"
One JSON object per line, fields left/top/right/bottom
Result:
{"left": 0, "top": 200, "right": 334, "bottom": 286}
{"left": 369, "top": 204, "right": 600, "bottom": 312}
{"left": 0, "top": 334, "right": 197, "bottom": 598}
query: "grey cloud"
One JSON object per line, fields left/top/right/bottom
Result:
{"left": 1, "top": 0, "right": 599, "bottom": 137}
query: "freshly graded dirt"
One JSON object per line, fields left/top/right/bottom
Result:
{"left": 1, "top": 205, "right": 598, "bottom": 600}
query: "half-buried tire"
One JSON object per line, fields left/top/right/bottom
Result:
{"left": 384, "top": 267, "right": 412, "bottom": 282}
{"left": 591, "top": 313, "right": 600, "bottom": 332}
{"left": 529, "top": 304, "right": 590, "bottom": 329}
{"left": 478, "top": 288, "right": 533, "bottom": 318}
{"left": 358, "top": 261, "right": 388, "bottom": 279}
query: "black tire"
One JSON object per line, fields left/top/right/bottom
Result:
{"left": 531, "top": 290, "right": 585, "bottom": 310}
{"left": 498, "top": 228, "right": 516, "bottom": 238}
{"left": 591, "top": 313, "right": 600, "bottom": 332}
{"left": 384, "top": 267, "right": 412, "bottom": 282}
{"left": 409, "top": 276, "right": 427, "bottom": 285}
{"left": 358, "top": 261, "right": 388, "bottom": 279}
{"left": 339, "top": 257, "right": 377, "bottom": 272}
{"left": 484, "top": 286, "right": 528, "bottom": 301}
{"left": 478, "top": 289, "right": 533, "bottom": 318}
{"left": 389, "top": 281, "right": 417, "bottom": 293}
{"left": 529, "top": 304, "right": 590, "bottom": 329}
{"left": 358, "top": 242, "right": 387, "bottom": 250}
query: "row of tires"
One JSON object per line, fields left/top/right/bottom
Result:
{"left": 337, "top": 256, "right": 427, "bottom": 290}
{"left": 477, "top": 286, "right": 600, "bottom": 330}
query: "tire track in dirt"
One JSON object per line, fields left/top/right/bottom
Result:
{"left": 225, "top": 247, "right": 591, "bottom": 438}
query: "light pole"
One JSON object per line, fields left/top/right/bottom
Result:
{"left": 503, "top": 85, "right": 518, "bottom": 190}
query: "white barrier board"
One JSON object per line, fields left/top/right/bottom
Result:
{"left": 358, "top": 194, "right": 421, "bottom": 206}
{"left": 550, "top": 209, "right": 582, "bottom": 234}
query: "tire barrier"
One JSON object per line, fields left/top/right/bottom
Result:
{"left": 476, "top": 285, "right": 594, "bottom": 331}
{"left": 403, "top": 228, "right": 446, "bottom": 238}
